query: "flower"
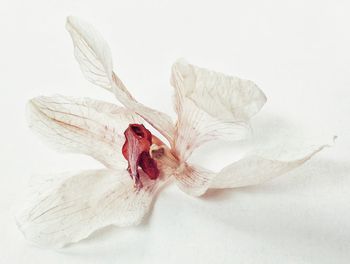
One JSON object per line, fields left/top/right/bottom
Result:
{"left": 16, "top": 16, "right": 332, "bottom": 248}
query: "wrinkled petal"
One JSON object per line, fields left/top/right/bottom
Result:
{"left": 27, "top": 95, "right": 142, "bottom": 169}
{"left": 16, "top": 169, "right": 161, "bottom": 248}
{"left": 210, "top": 139, "right": 335, "bottom": 189}
{"left": 66, "top": 16, "right": 175, "bottom": 143}
{"left": 174, "top": 163, "right": 215, "bottom": 196}
{"left": 171, "top": 59, "right": 266, "bottom": 161}
{"left": 122, "top": 124, "right": 160, "bottom": 188}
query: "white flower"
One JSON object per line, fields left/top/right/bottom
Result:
{"left": 16, "top": 16, "right": 332, "bottom": 248}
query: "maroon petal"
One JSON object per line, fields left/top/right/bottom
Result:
{"left": 122, "top": 124, "right": 160, "bottom": 188}
{"left": 138, "top": 152, "right": 159, "bottom": 180}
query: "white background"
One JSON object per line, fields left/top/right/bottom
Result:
{"left": 1, "top": 0, "right": 350, "bottom": 263}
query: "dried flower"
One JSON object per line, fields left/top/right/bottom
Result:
{"left": 16, "top": 16, "right": 332, "bottom": 248}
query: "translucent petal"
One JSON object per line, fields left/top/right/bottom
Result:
{"left": 175, "top": 98, "right": 249, "bottom": 161}
{"left": 66, "top": 16, "right": 115, "bottom": 92}
{"left": 171, "top": 59, "right": 266, "bottom": 161}
{"left": 66, "top": 16, "right": 175, "bottom": 143}
{"left": 174, "top": 163, "right": 215, "bottom": 196}
{"left": 16, "top": 169, "right": 160, "bottom": 248}
{"left": 210, "top": 141, "right": 333, "bottom": 189}
{"left": 27, "top": 95, "right": 142, "bottom": 169}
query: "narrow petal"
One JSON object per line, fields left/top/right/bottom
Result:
{"left": 16, "top": 169, "right": 160, "bottom": 248}
{"left": 27, "top": 95, "right": 142, "bottom": 169}
{"left": 210, "top": 141, "right": 334, "bottom": 189}
{"left": 171, "top": 59, "right": 266, "bottom": 161}
{"left": 66, "top": 16, "right": 175, "bottom": 143}
{"left": 65, "top": 16, "right": 115, "bottom": 92}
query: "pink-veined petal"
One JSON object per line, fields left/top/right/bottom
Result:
{"left": 16, "top": 169, "right": 161, "bottom": 248}
{"left": 174, "top": 98, "right": 249, "bottom": 161}
{"left": 173, "top": 163, "right": 215, "bottom": 197}
{"left": 65, "top": 16, "right": 115, "bottom": 92}
{"left": 66, "top": 16, "right": 175, "bottom": 143}
{"left": 210, "top": 139, "right": 335, "bottom": 189}
{"left": 27, "top": 95, "right": 142, "bottom": 169}
{"left": 171, "top": 59, "right": 266, "bottom": 161}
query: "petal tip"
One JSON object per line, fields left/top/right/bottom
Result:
{"left": 65, "top": 16, "right": 76, "bottom": 31}
{"left": 26, "top": 98, "right": 41, "bottom": 123}
{"left": 173, "top": 58, "right": 191, "bottom": 77}
{"left": 65, "top": 15, "right": 80, "bottom": 28}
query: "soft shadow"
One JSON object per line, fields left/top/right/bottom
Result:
{"left": 249, "top": 112, "right": 294, "bottom": 145}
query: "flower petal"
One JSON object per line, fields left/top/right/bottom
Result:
{"left": 16, "top": 169, "right": 160, "bottom": 248}
{"left": 210, "top": 141, "right": 334, "bottom": 189}
{"left": 174, "top": 163, "right": 215, "bottom": 196}
{"left": 171, "top": 59, "right": 266, "bottom": 161}
{"left": 65, "top": 16, "right": 114, "bottom": 92}
{"left": 122, "top": 124, "right": 160, "bottom": 188}
{"left": 174, "top": 98, "right": 250, "bottom": 161}
{"left": 27, "top": 95, "right": 142, "bottom": 169}
{"left": 66, "top": 16, "right": 175, "bottom": 143}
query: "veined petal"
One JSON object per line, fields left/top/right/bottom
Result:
{"left": 172, "top": 59, "right": 267, "bottom": 122}
{"left": 210, "top": 140, "right": 334, "bottom": 189}
{"left": 171, "top": 59, "right": 266, "bottom": 161}
{"left": 66, "top": 16, "right": 175, "bottom": 143}
{"left": 16, "top": 169, "right": 160, "bottom": 248}
{"left": 65, "top": 16, "right": 115, "bottom": 92}
{"left": 175, "top": 98, "right": 249, "bottom": 161}
{"left": 27, "top": 95, "right": 142, "bottom": 169}
{"left": 174, "top": 163, "right": 215, "bottom": 197}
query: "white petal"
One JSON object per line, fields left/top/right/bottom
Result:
{"left": 16, "top": 169, "right": 160, "bottom": 248}
{"left": 66, "top": 16, "right": 115, "bottom": 91}
{"left": 27, "top": 95, "right": 142, "bottom": 169}
{"left": 66, "top": 16, "right": 175, "bottom": 143}
{"left": 210, "top": 140, "right": 334, "bottom": 189}
{"left": 175, "top": 98, "right": 249, "bottom": 160}
{"left": 171, "top": 59, "right": 266, "bottom": 160}
{"left": 174, "top": 163, "right": 215, "bottom": 196}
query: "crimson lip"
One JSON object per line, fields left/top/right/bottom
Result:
{"left": 122, "top": 124, "right": 160, "bottom": 189}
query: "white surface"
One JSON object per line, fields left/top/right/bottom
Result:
{"left": 1, "top": 0, "right": 349, "bottom": 263}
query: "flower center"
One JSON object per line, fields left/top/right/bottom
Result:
{"left": 122, "top": 124, "right": 161, "bottom": 189}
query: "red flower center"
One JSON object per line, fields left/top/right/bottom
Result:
{"left": 122, "top": 124, "right": 160, "bottom": 189}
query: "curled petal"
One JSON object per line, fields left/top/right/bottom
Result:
{"left": 122, "top": 124, "right": 160, "bottom": 188}
{"left": 16, "top": 169, "right": 160, "bottom": 248}
{"left": 66, "top": 16, "right": 175, "bottom": 143}
{"left": 210, "top": 139, "right": 335, "bottom": 189}
{"left": 171, "top": 59, "right": 266, "bottom": 161}
{"left": 27, "top": 95, "right": 142, "bottom": 169}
